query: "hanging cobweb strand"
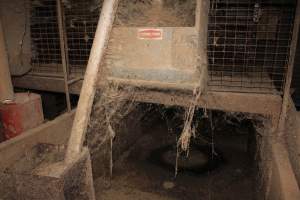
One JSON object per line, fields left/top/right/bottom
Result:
{"left": 87, "top": 84, "right": 136, "bottom": 179}
{"left": 178, "top": 106, "right": 196, "bottom": 152}
{"left": 103, "top": 85, "right": 136, "bottom": 178}
{"left": 107, "top": 122, "right": 115, "bottom": 178}
{"left": 178, "top": 87, "right": 202, "bottom": 152}
{"left": 175, "top": 87, "right": 202, "bottom": 177}
{"left": 104, "top": 89, "right": 125, "bottom": 178}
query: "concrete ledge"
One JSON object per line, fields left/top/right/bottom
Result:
{"left": 13, "top": 75, "right": 82, "bottom": 94}
{"left": 268, "top": 141, "right": 300, "bottom": 200}
{"left": 285, "top": 99, "right": 300, "bottom": 187}
{"left": 0, "top": 147, "right": 95, "bottom": 200}
{"left": 0, "top": 110, "right": 96, "bottom": 199}
{"left": 0, "top": 110, "right": 75, "bottom": 170}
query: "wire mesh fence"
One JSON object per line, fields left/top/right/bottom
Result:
{"left": 63, "top": 0, "right": 100, "bottom": 75}
{"left": 31, "top": 0, "right": 62, "bottom": 75}
{"left": 30, "top": 0, "right": 100, "bottom": 76}
{"left": 208, "top": 0, "right": 296, "bottom": 93}
{"left": 30, "top": 0, "right": 296, "bottom": 94}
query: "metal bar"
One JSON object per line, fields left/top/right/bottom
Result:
{"left": 278, "top": 0, "right": 300, "bottom": 136}
{"left": 195, "top": 0, "right": 209, "bottom": 32}
{"left": 61, "top": 2, "right": 70, "bottom": 75}
{"left": 26, "top": 73, "right": 82, "bottom": 85}
{"left": 0, "top": 19, "right": 14, "bottom": 103}
{"left": 57, "top": 0, "right": 71, "bottom": 112}
{"left": 65, "top": 0, "right": 119, "bottom": 163}
{"left": 28, "top": 71, "right": 83, "bottom": 81}
{"left": 12, "top": 75, "right": 83, "bottom": 94}
{"left": 28, "top": 72, "right": 65, "bottom": 78}
{"left": 67, "top": 77, "right": 83, "bottom": 85}
{"left": 105, "top": 77, "right": 199, "bottom": 91}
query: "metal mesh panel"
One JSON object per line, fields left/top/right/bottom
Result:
{"left": 30, "top": 0, "right": 100, "bottom": 76}
{"left": 63, "top": 0, "right": 100, "bottom": 75}
{"left": 208, "top": 0, "right": 296, "bottom": 94}
{"left": 31, "top": 0, "right": 62, "bottom": 75}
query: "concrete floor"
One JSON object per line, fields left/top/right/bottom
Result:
{"left": 94, "top": 118, "right": 256, "bottom": 200}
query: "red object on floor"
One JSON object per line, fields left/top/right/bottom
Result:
{"left": 0, "top": 93, "right": 44, "bottom": 139}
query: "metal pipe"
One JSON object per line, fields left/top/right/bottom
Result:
{"left": 67, "top": 77, "right": 83, "bottom": 85}
{"left": 278, "top": 1, "right": 300, "bottom": 136}
{"left": 57, "top": 0, "right": 71, "bottom": 112}
{"left": 65, "top": 0, "right": 119, "bottom": 163}
{"left": 0, "top": 19, "right": 14, "bottom": 103}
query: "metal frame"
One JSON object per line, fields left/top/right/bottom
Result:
{"left": 57, "top": 0, "right": 71, "bottom": 111}
{"left": 278, "top": 0, "right": 300, "bottom": 135}
{"left": 28, "top": 0, "right": 297, "bottom": 95}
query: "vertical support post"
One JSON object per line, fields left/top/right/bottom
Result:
{"left": 278, "top": 0, "right": 300, "bottom": 136}
{"left": 195, "top": 0, "right": 204, "bottom": 33}
{"left": 57, "top": 0, "right": 71, "bottom": 112}
{"left": 195, "top": 0, "right": 210, "bottom": 90}
{"left": 65, "top": 0, "right": 119, "bottom": 163}
{"left": 0, "top": 19, "right": 14, "bottom": 103}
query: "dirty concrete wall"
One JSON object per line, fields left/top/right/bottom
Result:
{"left": 0, "top": 111, "right": 74, "bottom": 170}
{"left": 0, "top": 0, "right": 32, "bottom": 76}
{"left": 267, "top": 141, "right": 300, "bottom": 200}
{"left": 285, "top": 100, "right": 300, "bottom": 186}
{"left": 255, "top": 117, "right": 300, "bottom": 200}
{"left": 255, "top": 124, "right": 273, "bottom": 200}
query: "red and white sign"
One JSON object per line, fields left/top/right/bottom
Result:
{"left": 137, "top": 29, "right": 163, "bottom": 40}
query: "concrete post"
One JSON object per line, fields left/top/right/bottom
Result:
{"left": 0, "top": 19, "right": 14, "bottom": 103}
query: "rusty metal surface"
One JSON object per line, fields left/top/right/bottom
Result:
{"left": 105, "top": 27, "right": 202, "bottom": 88}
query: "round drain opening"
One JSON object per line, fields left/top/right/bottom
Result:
{"left": 149, "top": 143, "right": 224, "bottom": 174}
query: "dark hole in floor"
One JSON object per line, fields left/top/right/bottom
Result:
{"left": 94, "top": 105, "right": 258, "bottom": 200}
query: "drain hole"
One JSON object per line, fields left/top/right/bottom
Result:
{"left": 148, "top": 142, "right": 224, "bottom": 175}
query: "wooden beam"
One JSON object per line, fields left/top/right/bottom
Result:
{"left": 12, "top": 75, "right": 82, "bottom": 94}
{"left": 65, "top": 0, "right": 120, "bottom": 163}
{"left": 13, "top": 74, "right": 281, "bottom": 116}
{"left": 132, "top": 89, "right": 281, "bottom": 116}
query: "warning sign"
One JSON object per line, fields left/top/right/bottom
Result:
{"left": 137, "top": 29, "right": 163, "bottom": 40}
